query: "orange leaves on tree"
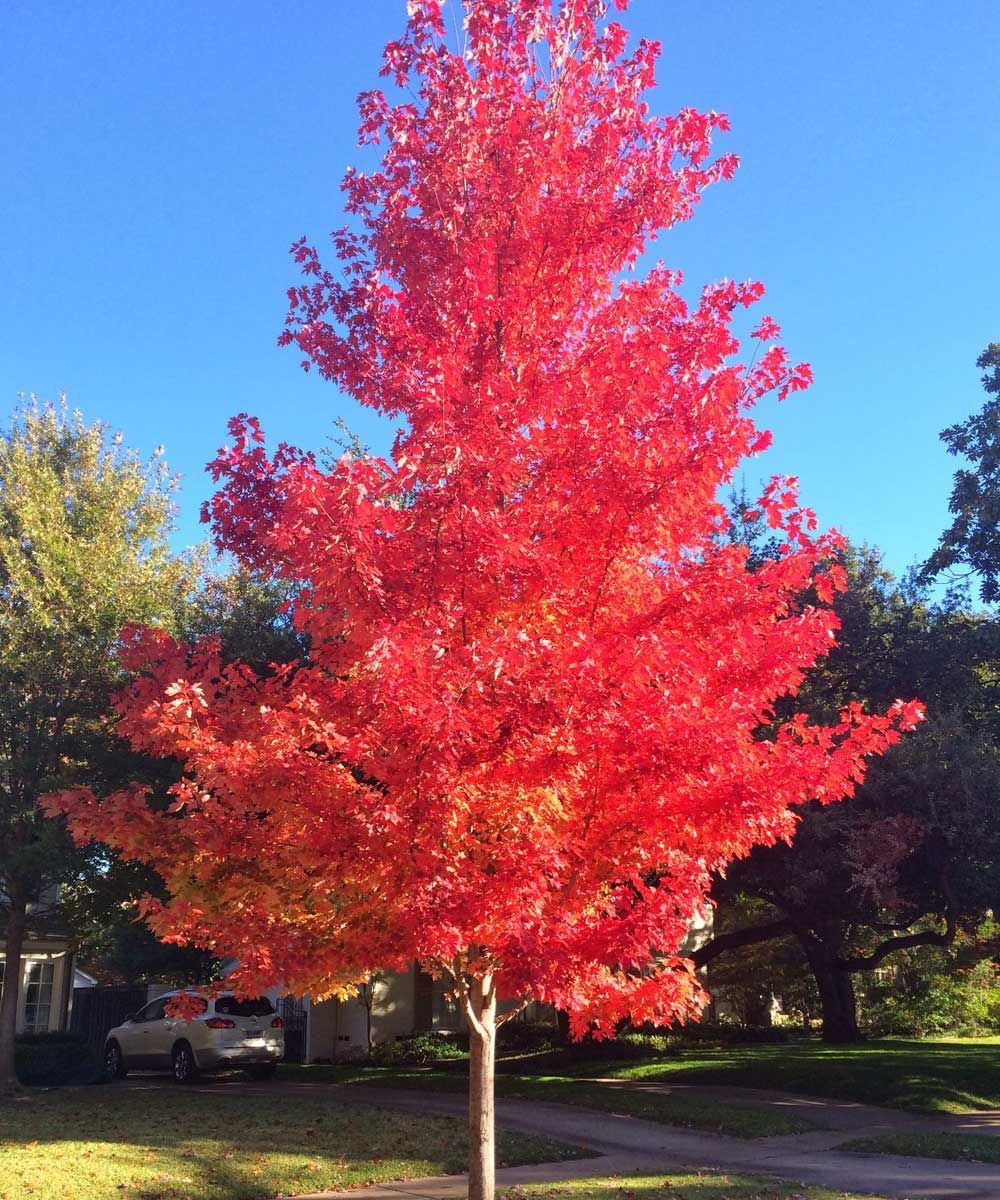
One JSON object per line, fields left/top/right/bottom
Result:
{"left": 51, "top": 0, "right": 920, "bottom": 1034}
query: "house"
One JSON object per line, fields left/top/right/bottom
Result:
{"left": 280, "top": 908, "right": 718, "bottom": 1061}
{"left": 303, "top": 964, "right": 469, "bottom": 1060}
{"left": 298, "top": 929, "right": 723, "bottom": 1061}
{"left": 239, "top": 962, "right": 550, "bottom": 1062}
{"left": 0, "top": 892, "right": 77, "bottom": 1035}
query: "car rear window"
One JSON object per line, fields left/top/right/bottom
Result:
{"left": 214, "top": 996, "right": 275, "bottom": 1017}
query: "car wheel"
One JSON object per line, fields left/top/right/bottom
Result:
{"left": 172, "top": 1042, "right": 199, "bottom": 1084}
{"left": 247, "top": 1063, "right": 277, "bottom": 1081}
{"left": 104, "top": 1040, "right": 128, "bottom": 1079}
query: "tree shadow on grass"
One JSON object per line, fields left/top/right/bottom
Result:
{"left": 555, "top": 1038, "right": 1000, "bottom": 1114}
{"left": 1, "top": 1084, "right": 588, "bottom": 1200}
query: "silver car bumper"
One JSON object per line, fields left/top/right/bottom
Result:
{"left": 197, "top": 1042, "right": 284, "bottom": 1069}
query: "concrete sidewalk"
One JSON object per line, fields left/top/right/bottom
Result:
{"left": 341, "top": 1084, "right": 1000, "bottom": 1199}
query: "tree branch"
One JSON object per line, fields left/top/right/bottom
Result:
{"left": 689, "top": 918, "right": 793, "bottom": 969}
{"left": 838, "top": 915, "right": 956, "bottom": 972}
{"left": 495, "top": 998, "right": 530, "bottom": 1027}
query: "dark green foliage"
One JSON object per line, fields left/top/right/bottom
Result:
{"left": 368, "top": 1032, "right": 468, "bottom": 1067}
{"left": 674, "top": 1022, "right": 790, "bottom": 1046}
{"left": 496, "top": 1019, "right": 559, "bottom": 1054}
{"left": 180, "top": 570, "right": 307, "bottom": 676}
{"left": 14, "top": 1030, "right": 108, "bottom": 1087}
{"left": 924, "top": 343, "right": 1000, "bottom": 602}
{"left": 699, "top": 515, "right": 1000, "bottom": 1041}
{"left": 75, "top": 915, "right": 219, "bottom": 986}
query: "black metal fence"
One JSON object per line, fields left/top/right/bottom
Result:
{"left": 70, "top": 985, "right": 148, "bottom": 1049}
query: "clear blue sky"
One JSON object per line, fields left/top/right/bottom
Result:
{"left": 2, "top": 0, "right": 997, "bottom": 578}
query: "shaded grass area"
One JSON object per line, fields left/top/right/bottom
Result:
{"left": 286, "top": 1034, "right": 1000, "bottom": 1119}
{"left": 843, "top": 1131, "right": 1000, "bottom": 1164}
{"left": 530, "top": 1037, "right": 1000, "bottom": 1115}
{"left": 0, "top": 1085, "right": 586, "bottom": 1200}
{"left": 281, "top": 1065, "right": 817, "bottom": 1138}
{"left": 506, "top": 1171, "right": 886, "bottom": 1200}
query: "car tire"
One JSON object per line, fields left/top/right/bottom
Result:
{"left": 172, "top": 1042, "right": 199, "bottom": 1084}
{"left": 104, "top": 1040, "right": 128, "bottom": 1079}
{"left": 247, "top": 1063, "right": 277, "bottom": 1081}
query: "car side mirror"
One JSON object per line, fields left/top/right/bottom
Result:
{"left": 126, "top": 1013, "right": 138, "bottom": 1022}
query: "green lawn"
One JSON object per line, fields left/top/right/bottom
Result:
{"left": 0, "top": 1086, "right": 586, "bottom": 1200}
{"left": 504, "top": 1172, "right": 886, "bottom": 1200}
{"left": 281, "top": 1065, "right": 818, "bottom": 1138}
{"left": 285, "top": 1035, "right": 1000, "bottom": 1118}
{"left": 843, "top": 1131, "right": 1000, "bottom": 1164}
{"left": 532, "top": 1037, "right": 1000, "bottom": 1114}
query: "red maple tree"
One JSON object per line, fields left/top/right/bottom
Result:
{"left": 53, "top": 2, "right": 920, "bottom": 1193}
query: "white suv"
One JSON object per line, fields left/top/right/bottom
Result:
{"left": 104, "top": 991, "right": 285, "bottom": 1083}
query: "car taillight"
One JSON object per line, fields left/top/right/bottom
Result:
{"left": 205, "top": 1017, "right": 236, "bottom": 1029}
{"left": 271, "top": 1016, "right": 285, "bottom": 1028}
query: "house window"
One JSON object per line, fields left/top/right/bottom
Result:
{"left": 23, "top": 961, "right": 54, "bottom": 1033}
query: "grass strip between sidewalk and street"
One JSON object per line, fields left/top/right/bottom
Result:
{"left": 505, "top": 1171, "right": 887, "bottom": 1200}
{"left": 842, "top": 1131, "right": 1000, "bottom": 1164}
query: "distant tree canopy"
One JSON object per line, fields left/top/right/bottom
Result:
{"left": 0, "top": 403, "right": 308, "bottom": 1087}
{"left": 0, "top": 400, "right": 197, "bottom": 1091}
{"left": 696, "top": 519, "right": 1000, "bottom": 1042}
{"left": 924, "top": 343, "right": 1000, "bottom": 601}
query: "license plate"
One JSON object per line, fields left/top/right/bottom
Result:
{"left": 244, "top": 1037, "right": 265, "bottom": 1047}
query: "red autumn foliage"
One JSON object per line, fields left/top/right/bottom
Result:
{"left": 51, "top": 0, "right": 921, "bottom": 1036}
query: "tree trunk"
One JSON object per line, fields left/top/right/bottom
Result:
{"left": 0, "top": 895, "right": 27, "bottom": 1096}
{"left": 801, "top": 935, "right": 860, "bottom": 1043}
{"left": 467, "top": 974, "right": 497, "bottom": 1200}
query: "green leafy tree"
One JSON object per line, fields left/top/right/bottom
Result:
{"left": 694, "top": 537, "right": 1000, "bottom": 1041}
{"left": 0, "top": 399, "right": 196, "bottom": 1092}
{"left": 856, "top": 921, "right": 1000, "bottom": 1037}
{"left": 924, "top": 343, "right": 1000, "bottom": 601}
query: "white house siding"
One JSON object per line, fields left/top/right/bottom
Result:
{"left": 305, "top": 968, "right": 417, "bottom": 1061}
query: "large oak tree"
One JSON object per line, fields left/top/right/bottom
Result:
{"left": 695, "top": 540, "right": 1000, "bottom": 1041}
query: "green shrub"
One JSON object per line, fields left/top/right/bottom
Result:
{"left": 497, "top": 1020, "right": 559, "bottom": 1054}
{"left": 859, "top": 954, "right": 1000, "bottom": 1038}
{"left": 15, "top": 1031, "right": 109, "bottom": 1087}
{"left": 369, "top": 1032, "right": 467, "bottom": 1067}
{"left": 675, "top": 1021, "right": 790, "bottom": 1045}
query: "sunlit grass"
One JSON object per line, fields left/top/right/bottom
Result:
{"left": 843, "top": 1131, "right": 1000, "bottom": 1163}
{"left": 0, "top": 1086, "right": 587, "bottom": 1200}
{"left": 505, "top": 1171, "right": 886, "bottom": 1200}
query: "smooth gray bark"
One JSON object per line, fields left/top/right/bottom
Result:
{"left": 467, "top": 973, "right": 497, "bottom": 1200}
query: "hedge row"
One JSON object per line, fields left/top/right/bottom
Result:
{"left": 14, "top": 1031, "right": 109, "bottom": 1087}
